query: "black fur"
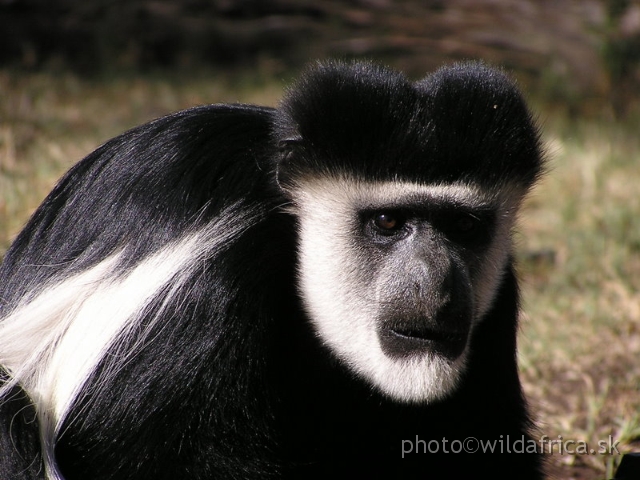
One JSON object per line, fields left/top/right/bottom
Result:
{"left": 0, "top": 369, "right": 45, "bottom": 479}
{"left": 275, "top": 61, "right": 542, "bottom": 189}
{"left": 0, "top": 61, "right": 544, "bottom": 479}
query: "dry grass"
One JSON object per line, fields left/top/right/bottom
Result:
{"left": 1, "top": 70, "right": 639, "bottom": 479}
{"left": 518, "top": 117, "right": 640, "bottom": 479}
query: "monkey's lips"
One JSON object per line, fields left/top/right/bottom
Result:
{"left": 378, "top": 322, "right": 469, "bottom": 359}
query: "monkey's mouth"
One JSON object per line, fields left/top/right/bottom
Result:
{"left": 378, "top": 323, "right": 468, "bottom": 359}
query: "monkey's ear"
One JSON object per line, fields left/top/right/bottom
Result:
{"left": 278, "top": 137, "right": 301, "bottom": 159}
{"left": 275, "top": 137, "right": 302, "bottom": 192}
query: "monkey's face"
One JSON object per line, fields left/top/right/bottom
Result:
{"left": 290, "top": 175, "right": 522, "bottom": 403}
{"left": 274, "top": 61, "right": 542, "bottom": 404}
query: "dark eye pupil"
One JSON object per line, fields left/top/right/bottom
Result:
{"left": 375, "top": 213, "right": 398, "bottom": 230}
{"left": 456, "top": 215, "right": 476, "bottom": 232}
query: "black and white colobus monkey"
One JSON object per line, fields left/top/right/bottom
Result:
{"left": 0, "top": 61, "right": 545, "bottom": 479}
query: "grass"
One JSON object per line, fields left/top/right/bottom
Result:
{"left": 518, "top": 116, "right": 640, "bottom": 478}
{"left": 1, "top": 69, "right": 639, "bottom": 479}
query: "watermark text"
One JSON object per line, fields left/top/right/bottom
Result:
{"left": 401, "top": 435, "right": 621, "bottom": 458}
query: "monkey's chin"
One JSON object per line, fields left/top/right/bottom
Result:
{"left": 356, "top": 345, "right": 469, "bottom": 405}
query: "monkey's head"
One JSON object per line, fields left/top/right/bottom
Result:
{"left": 274, "top": 61, "right": 543, "bottom": 404}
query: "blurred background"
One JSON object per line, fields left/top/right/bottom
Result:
{"left": 2, "top": 0, "right": 640, "bottom": 117}
{"left": 0, "top": 1, "right": 639, "bottom": 479}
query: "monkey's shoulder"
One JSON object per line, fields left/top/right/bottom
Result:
{"left": 0, "top": 104, "right": 280, "bottom": 305}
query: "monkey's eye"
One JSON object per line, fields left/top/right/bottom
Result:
{"left": 372, "top": 211, "right": 406, "bottom": 234}
{"left": 375, "top": 213, "right": 398, "bottom": 230}
{"left": 454, "top": 213, "right": 479, "bottom": 233}
{"left": 438, "top": 211, "right": 491, "bottom": 246}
